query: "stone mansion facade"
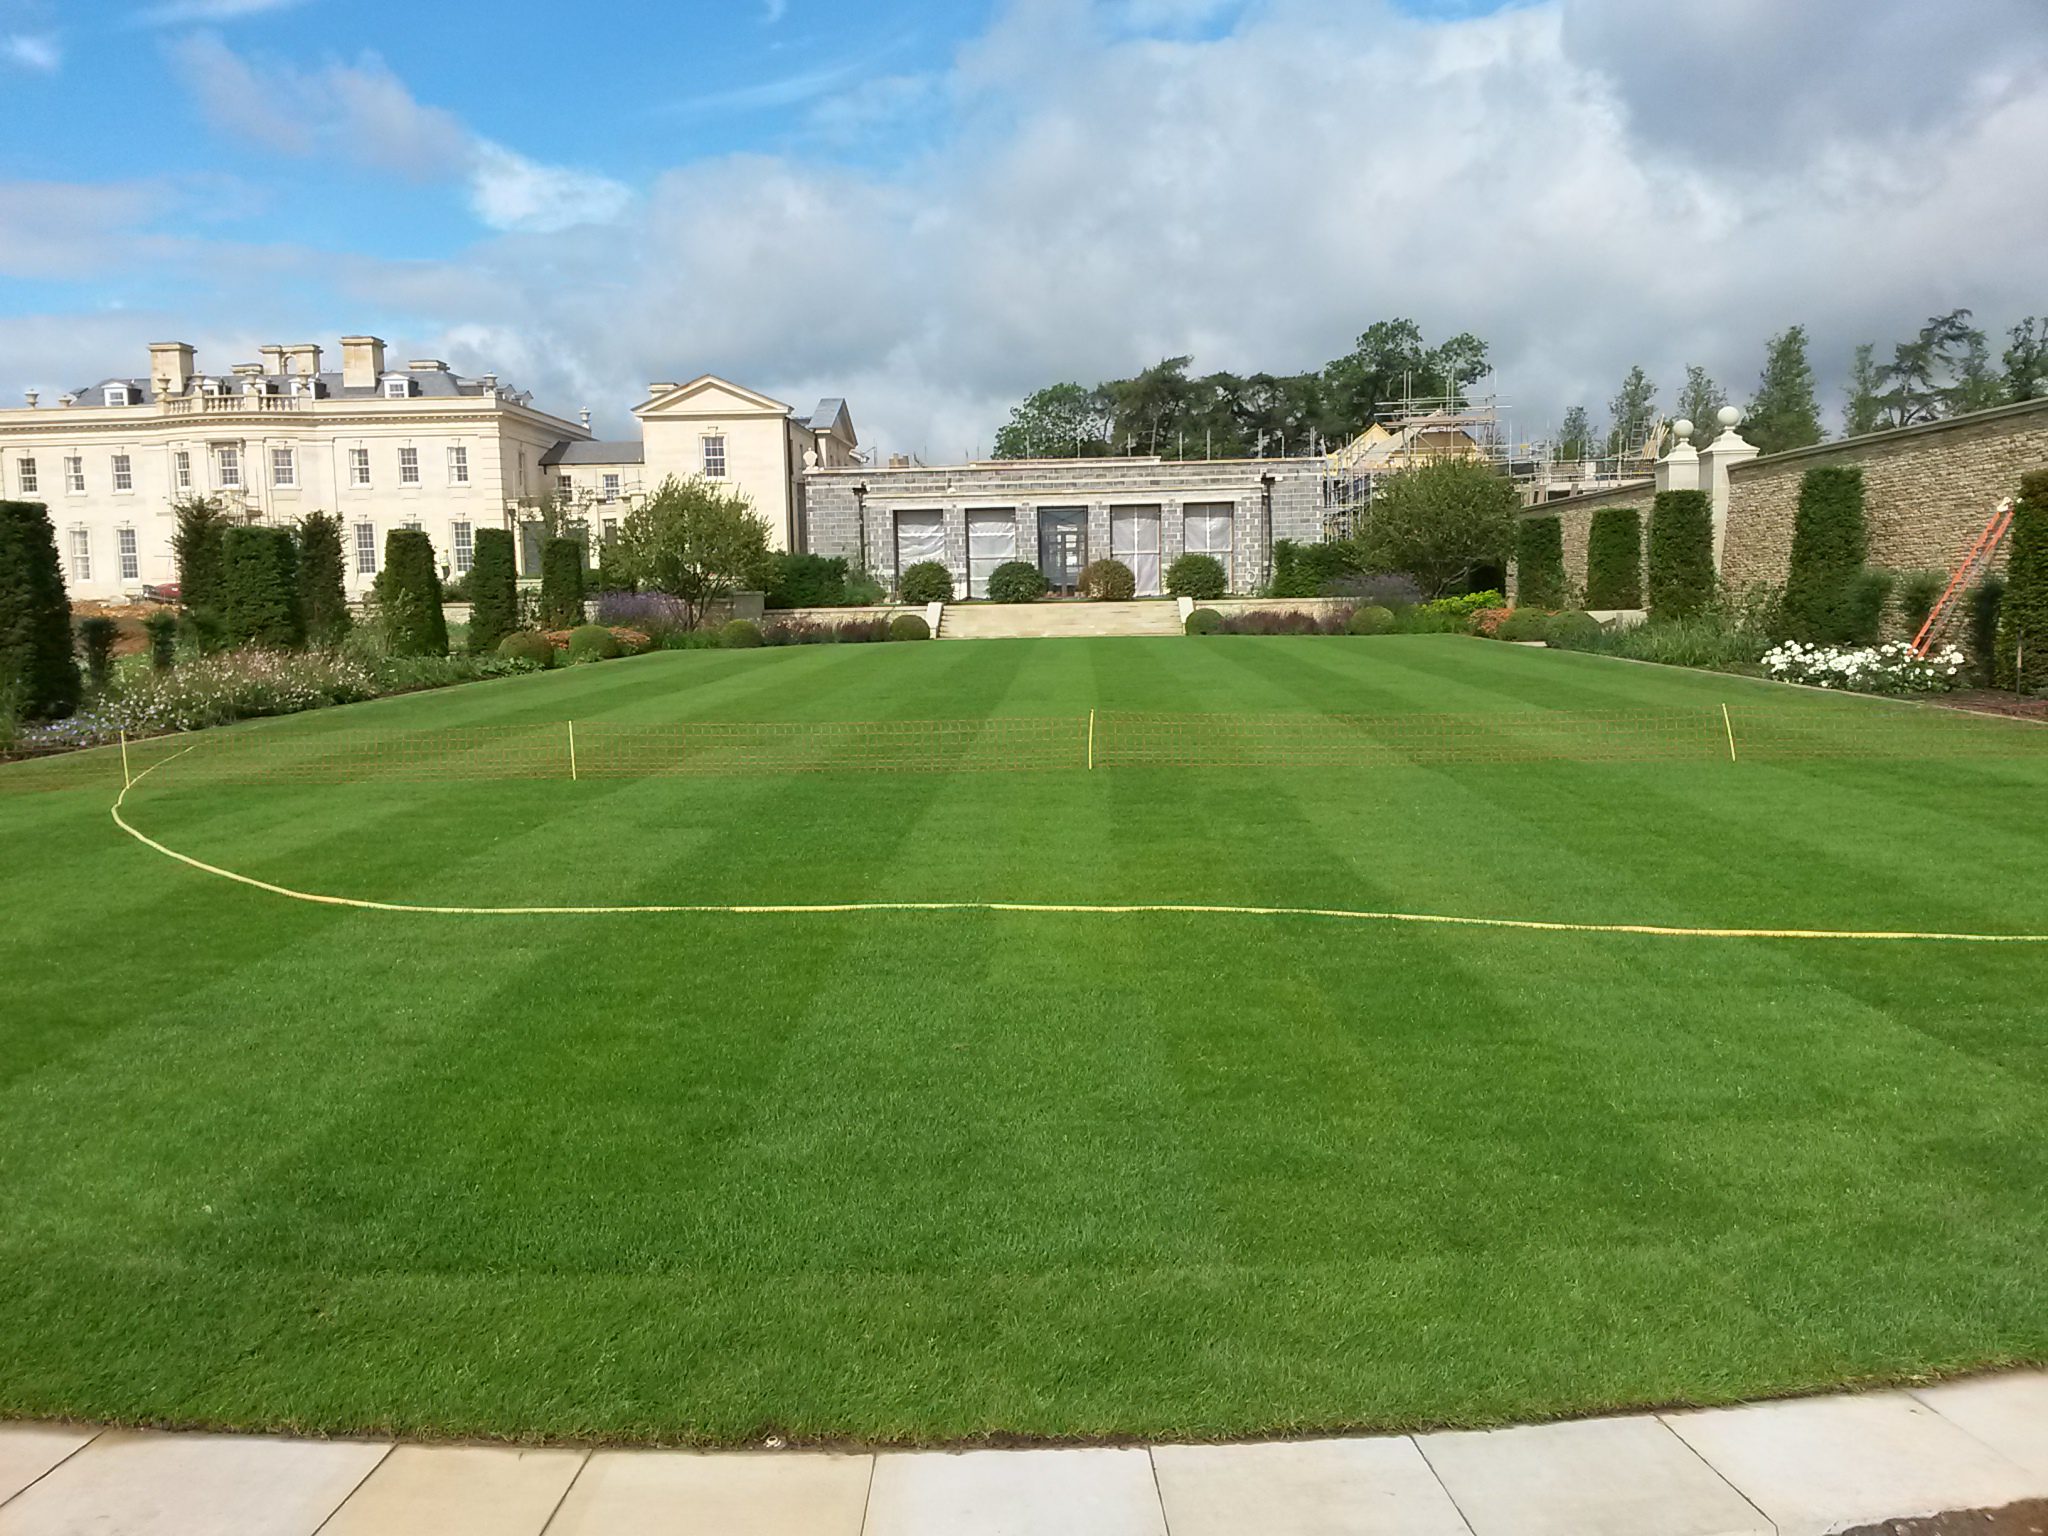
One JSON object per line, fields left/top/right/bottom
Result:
{"left": 0, "top": 332, "right": 1324, "bottom": 603}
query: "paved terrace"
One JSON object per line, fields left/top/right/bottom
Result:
{"left": 1, "top": 1371, "right": 2045, "bottom": 1534}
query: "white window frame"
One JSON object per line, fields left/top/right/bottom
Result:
{"left": 103, "top": 384, "right": 130, "bottom": 407}
{"left": 216, "top": 446, "right": 242, "bottom": 489}
{"left": 1183, "top": 504, "right": 1234, "bottom": 587}
{"left": 349, "top": 447, "right": 371, "bottom": 488}
{"left": 271, "top": 447, "right": 296, "bottom": 489}
{"left": 383, "top": 378, "right": 411, "bottom": 399}
{"left": 68, "top": 527, "right": 90, "bottom": 582}
{"left": 447, "top": 445, "right": 469, "bottom": 485}
{"left": 557, "top": 474, "right": 574, "bottom": 500}
{"left": 117, "top": 526, "right": 140, "bottom": 581}
{"left": 354, "top": 522, "right": 377, "bottom": 575}
{"left": 601, "top": 473, "right": 620, "bottom": 503}
{"left": 601, "top": 517, "right": 619, "bottom": 542}
{"left": 451, "top": 520, "right": 474, "bottom": 574}
{"left": 65, "top": 455, "right": 85, "bottom": 494}
{"left": 174, "top": 450, "right": 192, "bottom": 491}
{"left": 701, "top": 434, "right": 726, "bottom": 479}
{"left": 112, "top": 453, "right": 133, "bottom": 493}
{"left": 398, "top": 446, "right": 420, "bottom": 485}
{"left": 18, "top": 456, "right": 37, "bottom": 495}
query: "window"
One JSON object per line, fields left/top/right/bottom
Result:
{"left": 601, "top": 517, "right": 618, "bottom": 542}
{"left": 68, "top": 528, "right": 89, "bottom": 582}
{"left": 601, "top": 473, "right": 620, "bottom": 503}
{"left": 1183, "top": 504, "right": 1233, "bottom": 586}
{"left": 384, "top": 378, "right": 410, "bottom": 399}
{"left": 65, "top": 455, "right": 85, "bottom": 493}
{"left": 402, "top": 519, "right": 422, "bottom": 531}
{"left": 103, "top": 384, "right": 130, "bottom": 407}
{"left": 349, "top": 447, "right": 370, "bottom": 487}
{"left": 174, "top": 451, "right": 191, "bottom": 491}
{"left": 451, "top": 521, "right": 473, "bottom": 574}
{"left": 201, "top": 378, "right": 222, "bottom": 397}
{"left": 17, "top": 456, "right": 36, "bottom": 494}
{"left": 118, "top": 527, "right": 139, "bottom": 581}
{"left": 354, "top": 522, "right": 377, "bottom": 575}
{"left": 271, "top": 448, "right": 296, "bottom": 488}
{"left": 398, "top": 446, "right": 420, "bottom": 485}
{"left": 112, "top": 453, "right": 133, "bottom": 492}
{"left": 702, "top": 434, "right": 726, "bottom": 478}
{"left": 447, "top": 445, "right": 469, "bottom": 485}
{"left": 558, "top": 474, "right": 574, "bottom": 500}
{"left": 217, "top": 446, "right": 241, "bottom": 488}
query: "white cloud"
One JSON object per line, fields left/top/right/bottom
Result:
{"left": 3, "top": 33, "right": 60, "bottom": 71}
{"left": 762, "top": 0, "right": 789, "bottom": 21}
{"left": 469, "top": 146, "right": 633, "bottom": 234}
{"left": 139, "top": 0, "right": 314, "bottom": 25}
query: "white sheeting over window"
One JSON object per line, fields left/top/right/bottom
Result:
{"left": 895, "top": 509, "right": 945, "bottom": 575}
{"left": 1111, "top": 506, "right": 1162, "bottom": 596}
{"left": 1184, "top": 504, "right": 1233, "bottom": 586}
{"left": 966, "top": 510, "right": 1017, "bottom": 598}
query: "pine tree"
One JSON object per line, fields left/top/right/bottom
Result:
{"left": 1555, "top": 406, "right": 1594, "bottom": 462}
{"left": 1675, "top": 366, "right": 1727, "bottom": 434}
{"left": 1843, "top": 344, "right": 1885, "bottom": 438}
{"left": 2006, "top": 318, "right": 2048, "bottom": 403}
{"left": 1746, "top": 326, "right": 1823, "bottom": 454}
{"left": 466, "top": 527, "right": 519, "bottom": 655}
{"left": 295, "top": 512, "right": 351, "bottom": 645}
{"left": 0, "top": 500, "right": 84, "bottom": 720}
{"left": 1605, "top": 367, "right": 1657, "bottom": 460}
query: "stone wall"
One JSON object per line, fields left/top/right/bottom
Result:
{"left": 1512, "top": 480, "right": 1655, "bottom": 602}
{"left": 802, "top": 457, "right": 1326, "bottom": 595}
{"left": 1721, "top": 398, "right": 2048, "bottom": 592}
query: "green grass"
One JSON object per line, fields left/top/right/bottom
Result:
{"left": 3, "top": 635, "right": 2046, "bottom": 1447}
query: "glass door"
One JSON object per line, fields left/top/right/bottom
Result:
{"left": 1038, "top": 508, "right": 1087, "bottom": 594}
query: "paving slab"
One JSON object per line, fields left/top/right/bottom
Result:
{"left": 1417, "top": 1413, "right": 1770, "bottom": 1536}
{"left": 0, "top": 1428, "right": 97, "bottom": 1507}
{"left": 1152, "top": 1436, "right": 1472, "bottom": 1536}
{"left": 542, "top": 1449, "right": 870, "bottom": 1536}
{"left": 315, "top": 1443, "right": 586, "bottom": 1536}
{"left": 0, "top": 1429, "right": 388, "bottom": 1536}
{"left": 863, "top": 1447, "right": 1168, "bottom": 1536}
{"left": 1915, "top": 1373, "right": 2048, "bottom": 1480}
{"left": 1664, "top": 1392, "right": 2048, "bottom": 1536}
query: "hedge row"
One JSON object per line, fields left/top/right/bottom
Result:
{"left": 1781, "top": 465, "right": 1870, "bottom": 642}
{"left": 1996, "top": 469, "right": 2048, "bottom": 692}
{"left": 1514, "top": 515, "right": 1566, "bottom": 609}
{"left": 1647, "top": 490, "right": 1715, "bottom": 618}
{"left": 1584, "top": 507, "right": 1642, "bottom": 609}
{"left": 0, "top": 500, "right": 83, "bottom": 719}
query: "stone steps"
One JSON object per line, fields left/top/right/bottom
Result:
{"left": 937, "top": 600, "right": 1184, "bottom": 639}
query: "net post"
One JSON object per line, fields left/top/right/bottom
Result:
{"left": 568, "top": 720, "right": 579, "bottom": 782}
{"left": 119, "top": 729, "right": 132, "bottom": 790}
{"left": 1088, "top": 709, "right": 1096, "bottom": 770}
{"left": 1722, "top": 703, "right": 1738, "bottom": 763}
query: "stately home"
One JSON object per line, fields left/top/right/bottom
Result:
{"left": 1, "top": 331, "right": 1328, "bottom": 603}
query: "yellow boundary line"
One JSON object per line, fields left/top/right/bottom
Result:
{"left": 107, "top": 752, "right": 2048, "bottom": 943}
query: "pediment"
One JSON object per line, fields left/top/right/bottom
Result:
{"left": 635, "top": 375, "right": 790, "bottom": 420}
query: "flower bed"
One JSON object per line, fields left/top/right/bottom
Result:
{"left": 1760, "top": 640, "right": 1967, "bottom": 694}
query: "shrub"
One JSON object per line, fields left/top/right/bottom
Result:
{"left": 1584, "top": 508, "right": 1643, "bottom": 609}
{"left": 539, "top": 537, "right": 586, "bottom": 629}
{"left": 496, "top": 631, "right": 555, "bottom": 667}
{"left": 1165, "top": 553, "right": 1227, "bottom": 600}
{"left": 1843, "top": 568, "right": 1895, "bottom": 646}
{"left": 613, "top": 475, "right": 776, "bottom": 630}
{"left": 987, "top": 561, "right": 1050, "bottom": 604}
{"left": 566, "top": 623, "right": 622, "bottom": 663}
{"left": 295, "top": 511, "right": 351, "bottom": 645}
{"left": 1423, "top": 589, "right": 1505, "bottom": 622}
{"left": 76, "top": 615, "right": 120, "bottom": 688}
{"left": 372, "top": 529, "right": 448, "bottom": 658}
{"left": 1468, "top": 605, "right": 1512, "bottom": 637}
{"left": 1995, "top": 470, "right": 2048, "bottom": 692}
{"left": 0, "top": 500, "right": 83, "bottom": 720}
{"left": 888, "top": 613, "right": 931, "bottom": 641}
{"left": 844, "top": 569, "right": 886, "bottom": 606}
{"left": 101, "top": 648, "right": 377, "bottom": 735}
{"left": 835, "top": 615, "right": 891, "bottom": 643}
{"left": 170, "top": 497, "right": 230, "bottom": 638}
{"left": 720, "top": 618, "right": 764, "bottom": 648}
{"left": 1968, "top": 576, "right": 2006, "bottom": 686}
{"left": 898, "top": 561, "right": 952, "bottom": 603}
{"left": 1325, "top": 571, "right": 1424, "bottom": 608}
{"left": 767, "top": 553, "right": 850, "bottom": 609}
{"left": 221, "top": 525, "right": 304, "bottom": 648}
{"left": 1514, "top": 516, "right": 1567, "bottom": 609}
{"left": 1543, "top": 609, "right": 1604, "bottom": 648}
{"left": 1267, "top": 539, "right": 1359, "bottom": 598}
{"left": 1079, "top": 558, "right": 1136, "bottom": 600}
{"left": 1496, "top": 607, "right": 1554, "bottom": 642}
{"left": 1763, "top": 639, "right": 1968, "bottom": 694}
{"left": 1647, "top": 489, "right": 1716, "bottom": 619}
{"left": 1217, "top": 609, "right": 1345, "bottom": 635}
{"left": 142, "top": 609, "right": 178, "bottom": 671}
{"left": 1780, "top": 466, "right": 1868, "bottom": 642}
{"left": 1355, "top": 457, "right": 1520, "bottom": 596}
{"left": 1346, "top": 604, "right": 1396, "bottom": 635}
{"left": 1185, "top": 607, "right": 1223, "bottom": 635}
{"left": 1897, "top": 569, "right": 1947, "bottom": 637}
{"left": 595, "top": 590, "right": 691, "bottom": 644}
{"left": 467, "top": 528, "right": 520, "bottom": 655}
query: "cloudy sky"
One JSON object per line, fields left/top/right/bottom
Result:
{"left": 2, "top": 0, "right": 2044, "bottom": 457}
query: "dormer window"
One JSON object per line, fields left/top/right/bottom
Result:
{"left": 200, "top": 379, "right": 222, "bottom": 397}
{"left": 384, "top": 378, "right": 412, "bottom": 400}
{"left": 103, "top": 384, "right": 132, "bottom": 407}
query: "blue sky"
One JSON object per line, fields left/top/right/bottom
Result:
{"left": 2, "top": 0, "right": 2044, "bottom": 454}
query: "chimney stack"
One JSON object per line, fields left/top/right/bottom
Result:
{"left": 148, "top": 341, "right": 195, "bottom": 396}
{"left": 340, "top": 335, "right": 386, "bottom": 390}
{"left": 649, "top": 381, "right": 678, "bottom": 397}
{"left": 285, "top": 343, "right": 322, "bottom": 377}
{"left": 24, "top": 389, "right": 38, "bottom": 408}
{"left": 259, "top": 344, "right": 288, "bottom": 376}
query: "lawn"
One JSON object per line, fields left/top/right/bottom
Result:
{"left": 2, "top": 634, "right": 2045, "bottom": 1447}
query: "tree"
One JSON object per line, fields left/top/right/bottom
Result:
{"left": 1746, "top": 326, "right": 1824, "bottom": 454}
{"left": 539, "top": 537, "right": 586, "bottom": 628}
{"left": 1109, "top": 356, "right": 1198, "bottom": 455}
{"left": 1323, "top": 320, "right": 1491, "bottom": 441}
{"left": 295, "top": 512, "right": 351, "bottom": 645}
{"left": 615, "top": 476, "right": 775, "bottom": 631}
{"left": 1555, "top": 406, "right": 1594, "bottom": 462}
{"left": 171, "top": 496, "right": 231, "bottom": 625}
{"left": 1995, "top": 469, "right": 2048, "bottom": 693}
{"left": 1646, "top": 490, "right": 1715, "bottom": 618}
{"left": 992, "top": 383, "right": 1114, "bottom": 459}
{"left": 0, "top": 499, "right": 83, "bottom": 720}
{"left": 1605, "top": 366, "right": 1657, "bottom": 459}
{"left": 1779, "top": 466, "right": 1869, "bottom": 643}
{"left": 1675, "top": 365, "right": 1727, "bottom": 433}
{"left": 221, "top": 525, "right": 303, "bottom": 647}
{"left": 1355, "top": 457, "right": 1519, "bottom": 597}
{"left": 372, "top": 528, "right": 448, "bottom": 656}
{"left": 466, "top": 527, "right": 519, "bottom": 655}
{"left": 1876, "top": 309, "right": 1989, "bottom": 428}
{"left": 516, "top": 490, "right": 588, "bottom": 577}
{"left": 2005, "top": 317, "right": 2048, "bottom": 403}
{"left": 1843, "top": 343, "right": 1886, "bottom": 438}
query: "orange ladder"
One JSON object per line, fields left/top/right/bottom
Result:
{"left": 1912, "top": 499, "right": 2015, "bottom": 656}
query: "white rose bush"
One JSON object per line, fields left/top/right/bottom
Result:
{"left": 1760, "top": 639, "right": 1967, "bottom": 694}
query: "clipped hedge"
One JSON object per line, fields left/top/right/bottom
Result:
{"left": 1584, "top": 507, "right": 1643, "bottom": 609}
{"left": 1346, "top": 604, "right": 1396, "bottom": 635}
{"left": 1079, "top": 558, "right": 1136, "bottom": 600}
{"left": 1995, "top": 469, "right": 2048, "bottom": 692}
{"left": 767, "top": 553, "right": 850, "bottom": 609}
{"left": 222, "top": 524, "right": 304, "bottom": 648}
{"left": 539, "top": 537, "right": 586, "bottom": 630}
{"left": 1496, "top": 607, "right": 1554, "bottom": 642}
{"left": 1647, "top": 490, "right": 1716, "bottom": 619}
{"left": 1780, "top": 466, "right": 1869, "bottom": 642}
{"left": 171, "top": 498, "right": 230, "bottom": 632}
{"left": 1897, "top": 569, "right": 1946, "bottom": 637}
{"left": 1185, "top": 607, "right": 1223, "bottom": 635}
{"left": 496, "top": 631, "right": 555, "bottom": 667}
{"left": 1514, "top": 515, "right": 1566, "bottom": 609}
{"left": 1267, "top": 539, "right": 1359, "bottom": 598}
{"left": 467, "top": 528, "right": 519, "bottom": 656}
{"left": 0, "top": 500, "right": 82, "bottom": 719}
{"left": 1165, "top": 553, "right": 1227, "bottom": 600}
{"left": 143, "top": 609, "right": 179, "bottom": 671}
{"left": 296, "top": 512, "right": 351, "bottom": 645}
{"left": 1544, "top": 609, "right": 1603, "bottom": 647}
{"left": 566, "top": 623, "right": 622, "bottom": 663}
{"left": 899, "top": 561, "right": 952, "bottom": 603}
{"left": 986, "top": 561, "right": 1049, "bottom": 604}
{"left": 721, "top": 618, "right": 765, "bottom": 648}
{"left": 374, "top": 528, "right": 448, "bottom": 657}
{"left": 76, "top": 615, "right": 120, "bottom": 689}
{"left": 1969, "top": 576, "right": 2007, "bottom": 685}
{"left": 888, "top": 613, "right": 931, "bottom": 641}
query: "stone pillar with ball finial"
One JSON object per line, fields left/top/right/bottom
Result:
{"left": 1655, "top": 417, "right": 1701, "bottom": 494}
{"left": 1696, "top": 404, "right": 1759, "bottom": 570}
